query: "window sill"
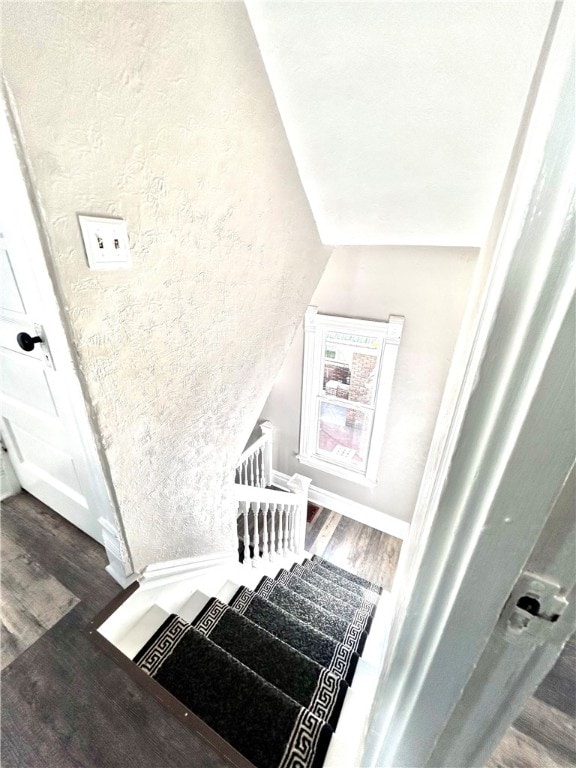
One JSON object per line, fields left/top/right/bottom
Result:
{"left": 296, "top": 454, "right": 377, "bottom": 487}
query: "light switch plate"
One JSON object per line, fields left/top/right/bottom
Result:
{"left": 78, "top": 215, "right": 131, "bottom": 270}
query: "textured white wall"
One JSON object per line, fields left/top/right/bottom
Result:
{"left": 260, "top": 246, "right": 478, "bottom": 524}
{"left": 2, "top": 2, "right": 330, "bottom": 571}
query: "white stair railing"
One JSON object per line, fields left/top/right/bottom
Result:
{"left": 233, "top": 476, "right": 310, "bottom": 567}
{"left": 234, "top": 421, "right": 311, "bottom": 566}
{"left": 235, "top": 421, "right": 273, "bottom": 488}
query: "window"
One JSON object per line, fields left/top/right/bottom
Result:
{"left": 298, "top": 307, "right": 404, "bottom": 486}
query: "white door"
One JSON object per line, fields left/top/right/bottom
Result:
{"left": 0, "top": 182, "right": 102, "bottom": 544}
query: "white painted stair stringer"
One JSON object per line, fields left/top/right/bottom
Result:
{"left": 97, "top": 552, "right": 310, "bottom": 651}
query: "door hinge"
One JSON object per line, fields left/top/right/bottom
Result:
{"left": 499, "top": 572, "right": 569, "bottom": 646}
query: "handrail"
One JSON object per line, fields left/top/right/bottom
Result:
{"left": 235, "top": 421, "right": 273, "bottom": 488}
{"left": 236, "top": 432, "right": 269, "bottom": 467}
{"left": 232, "top": 485, "right": 303, "bottom": 504}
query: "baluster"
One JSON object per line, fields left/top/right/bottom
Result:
{"left": 241, "top": 501, "right": 250, "bottom": 564}
{"left": 276, "top": 504, "right": 282, "bottom": 557}
{"left": 285, "top": 505, "right": 291, "bottom": 553}
{"left": 262, "top": 503, "right": 269, "bottom": 561}
{"left": 277, "top": 504, "right": 284, "bottom": 557}
{"left": 260, "top": 421, "right": 273, "bottom": 487}
{"left": 280, "top": 504, "right": 286, "bottom": 557}
{"left": 290, "top": 504, "right": 296, "bottom": 552}
{"left": 252, "top": 501, "right": 259, "bottom": 566}
{"left": 259, "top": 447, "right": 265, "bottom": 487}
{"left": 270, "top": 502, "right": 276, "bottom": 559}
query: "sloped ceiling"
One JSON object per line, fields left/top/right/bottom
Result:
{"left": 246, "top": 1, "right": 554, "bottom": 247}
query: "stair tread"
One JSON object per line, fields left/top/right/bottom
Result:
{"left": 134, "top": 614, "right": 333, "bottom": 768}
{"left": 255, "top": 576, "right": 368, "bottom": 655}
{"left": 290, "top": 562, "right": 378, "bottom": 610}
{"left": 190, "top": 597, "right": 348, "bottom": 730}
{"left": 228, "top": 584, "right": 360, "bottom": 686}
{"left": 310, "top": 555, "right": 382, "bottom": 594}
{"left": 99, "top": 547, "right": 389, "bottom": 768}
{"left": 274, "top": 568, "right": 373, "bottom": 631}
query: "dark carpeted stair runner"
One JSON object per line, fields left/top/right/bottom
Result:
{"left": 131, "top": 556, "right": 383, "bottom": 768}
{"left": 255, "top": 576, "right": 368, "bottom": 654}
{"left": 135, "top": 615, "right": 332, "bottom": 768}
{"left": 228, "top": 586, "right": 360, "bottom": 685}
{"left": 290, "top": 562, "right": 376, "bottom": 613}
{"left": 191, "top": 597, "right": 348, "bottom": 730}
{"left": 274, "top": 568, "right": 373, "bottom": 633}
{"left": 302, "top": 555, "right": 382, "bottom": 595}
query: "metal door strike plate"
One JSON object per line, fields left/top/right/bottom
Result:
{"left": 500, "top": 572, "right": 568, "bottom": 646}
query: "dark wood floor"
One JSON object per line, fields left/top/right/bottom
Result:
{"left": 304, "top": 505, "right": 402, "bottom": 592}
{"left": 2, "top": 492, "right": 574, "bottom": 767}
{"left": 1, "top": 492, "right": 229, "bottom": 768}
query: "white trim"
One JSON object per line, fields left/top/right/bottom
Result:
{"left": 1, "top": 85, "right": 134, "bottom": 583}
{"left": 296, "top": 454, "right": 377, "bottom": 487}
{"left": 0, "top": 444, "right": 21, "bottom": 501}
{"left": 272, "top": 469, "right": 410, "bottom": 541}
{"left": 138, "top": 550, "right": 238, "bottom": 588}
{"left": 233, "top": 483, "right": 305, "bottom": 505}
{"left": 363, "top": 7, "right": 575, "bottom": 767}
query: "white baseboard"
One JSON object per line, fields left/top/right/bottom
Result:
{"left": 0, "top": 447, "right": 21, "bottom": 501}
{"left": 139, "top": 550, "right": 238, "bottom": 587}
{"left": 272, "top": 470, "right": 410, "bottom": 541}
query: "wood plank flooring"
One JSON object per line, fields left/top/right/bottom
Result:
{"left": 1, "top": 492, "right": 229, "bottom": 768}
{"left": 2, "top": 491, "right": 574, "bottom": 768}
{"left": 1, "top": 533, "right": 79, "bottom": 670}
{"left": 305, "top": 506, "right": 402, "bottom": 591}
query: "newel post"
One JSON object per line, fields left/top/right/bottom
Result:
{"left": 287, "top": 473, "right": 312, "bottom": 554}
{"left": 260, "top": 420, "right": 273, "bottom": 488}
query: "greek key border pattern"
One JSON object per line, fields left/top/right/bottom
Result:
{"left": 308, "top": 667, "right": 340, "bottom": 724}
{"left": 193, "top": 600, "right": 228, "bottom": 639}
{"left": 136, "top": 615, "right": 189, "bottom": 678}
{"left": 328, "top": 640, "right": 355, "bottom": 679}
{"left": 229, "top": 587, "right": 255, "bottom": 615}
{"left": 279, "top": 707, "right": 324, "bottom": 768}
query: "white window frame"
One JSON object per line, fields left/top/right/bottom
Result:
{"left": 298, "top": 306, "right": 404, "bottom": 486}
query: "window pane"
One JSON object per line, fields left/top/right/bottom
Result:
{"left": 323, "top": 331, "right": 380, "bottom": 406}
{"left": 317, "top": 402, "right": 372, "bottom": 468}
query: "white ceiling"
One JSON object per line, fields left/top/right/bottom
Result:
{"left": 246, "top": 1, "right": 554, "bottom": 247}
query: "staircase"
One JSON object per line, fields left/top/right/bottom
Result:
{"left": 89, "top": 424, "right": 392, "bottom": 768}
